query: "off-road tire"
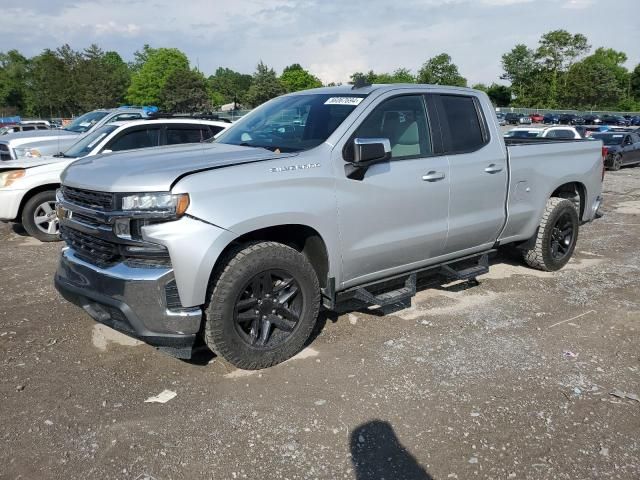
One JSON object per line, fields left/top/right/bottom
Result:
{"left": 204, "top": 241, "right": 321, "bottom": 370}
{"left": 21, "top": 190, "right": 60, "bottom": 242}
{"left": 522, "top": 197, "right": 579, "bottom": 272}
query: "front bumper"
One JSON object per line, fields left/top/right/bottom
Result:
{"left": 0, "top": 188, "right": 25, "bottom": 221}
{"left": 54, "top": 247, "right": 202, "bottom": 358}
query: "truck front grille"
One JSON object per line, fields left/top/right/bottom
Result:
{"left": 60, "top": 226, "right": 120, "bottom": 266}
{"left": 61, "top": 186, "right": 115, "bottom": 211}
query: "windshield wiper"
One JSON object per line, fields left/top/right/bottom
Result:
{"left": 53, "top": 152, "right": 70, "bottom": 158}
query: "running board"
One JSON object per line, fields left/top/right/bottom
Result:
{"left": 333, "top": 250, "right": 495, "bottom": 309}
{"left": 352, "top": 273, "right": 416, "bottom": 307}
{"left": 440, "top": 253, "right": 489, "bottom": 281}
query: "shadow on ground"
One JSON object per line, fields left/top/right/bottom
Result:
{"left": 350, "top": 420, "right": 433, "bottom": 480}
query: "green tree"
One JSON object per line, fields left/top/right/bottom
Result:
{"left": 472, "top": 83, "right": 488, "bottom": 92}
{"left": 563, "top": 60, "right": 622, "bottom": 110}
{"left": 0, "top": 50, "right": 29, "bottom": 113}
{"left": 631, "top": 64, "right": 640, "bottom": 101}
{"left": 243, "top": 62, "right": 285, "bottom": 107}
{"left": 350, "top": 70, "right": 378, "bottom": 84}
{"left": 76, "top": 45, "right": 130, "bottom": 110}
{"left": 129, "top": 44, "right": 156, "bottom": 73}
{"left": 280, "top": 63, "right": 322, "bottom": 92}
{"left": 487, "top": 83, "right": 511, "bottom": 107}
{"left": 417, "top": 54, "right": 467, "bottom": 87}
{"left": 126, "top": 48, "right": 189, "bottom": 106}
{"left": 582, "top": 48, "right": 630, "bottom": 104}
{"left": 25, "top": 49, "right": 70, "bottom": 117}
{"left": 208, "top": 67, "right": 253, "bottom": 106}
{"left": 388, "top": 68, "right": 415, "bottom": 83}
{"left": 159, "top": 68, "right": 210, "bottom": 112}
{"left": 501, "top": 44, "right": 537, "bottom": 104}
{"left": 535, "top": 30, "right": 590, "bottom": 106}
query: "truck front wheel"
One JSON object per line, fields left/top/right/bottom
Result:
{"left": 522, "top": 197, "right": 579, "bottom": 271}
{"left": 204, "top": 241, "right": 321, "bottom": 370}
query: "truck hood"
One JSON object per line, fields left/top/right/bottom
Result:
{"left": 0, "top": 155, "right": 73, "bottom": 171}
{"left": 61, "top": 143, "right": 298, "bottom": 193}
{"left": 0, "top": 129, "right": 78, "bottom": 142}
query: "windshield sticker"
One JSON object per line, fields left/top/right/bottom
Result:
{"left": 324, "top": 97, "right": 364, "bottom": 106}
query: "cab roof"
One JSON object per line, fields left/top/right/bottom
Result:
{"left": 289, "top": 83, "right": 480, "bottom": 96}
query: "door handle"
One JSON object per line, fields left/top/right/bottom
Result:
{"left": 422, "top": 171, "right": 446, "bottom": 182}
{"left": 484, "top": 164, "right": 504, "bottom": 174}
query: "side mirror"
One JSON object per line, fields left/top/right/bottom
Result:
{"left": 353, "top": 138, "right": 391, "bottom": 165}
{"left": 345, "top": 138, "right": 391, "bottom": 180}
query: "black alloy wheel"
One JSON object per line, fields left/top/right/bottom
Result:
{"left": 549, "top": 211, "right": 575, "bottom": 261}
{"left": 234, "top": 269, "right": 303, "bottom": 348}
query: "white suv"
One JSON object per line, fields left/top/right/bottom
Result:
{"left": 0, "top": 118, "right": 229, "bottom": 241}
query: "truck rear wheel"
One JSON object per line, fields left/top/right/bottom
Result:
{"left": 21, "top": 190, "right": 61, "bottom": 242}
{"left": 522, "top": 197, "right": 579, "bottom": 271}
{"left": 204, "top": 241, "right": 321, "bottom": 370}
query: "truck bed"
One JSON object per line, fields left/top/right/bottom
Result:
{"left": 498, "top": 138, "right": 603, "bottom": 245}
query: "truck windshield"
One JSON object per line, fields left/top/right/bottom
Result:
{"left": 215, "top": 94, "right": 367, "bottom": 153}
{"left": 64, "top": 111, "right": 109, "bottom": 133}
{"left": 62, "top": 125, "right": 119, "bottom": 158}
{"left": 591, "top": 133, "right": 624, "bottom": 146}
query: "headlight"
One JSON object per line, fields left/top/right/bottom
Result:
{"left": 0, "top": 169, "right": 25, "bottom": 188}
{"left": 14, "top": 147, "right": 42, "bottom": 158}
{"left": 121, "top": 192, "right": 190, "bottom": 217}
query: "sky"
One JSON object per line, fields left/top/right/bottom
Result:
{"left": 2, "top": 0, "right": 639, "bottom": 85}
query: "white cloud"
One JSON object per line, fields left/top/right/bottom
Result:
{"left": 94, "top": 21, "right": 141, "bottom": 36}
{"left": 0, "top": 0, "right": 636, "bottom": 86}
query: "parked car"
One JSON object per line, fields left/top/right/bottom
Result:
{"left": 505, "top": 126, "right": 585, "bottom": 140}
{"left": 496, "top": 113, "right": 506, "bottom": 126}
{"left": 582, "top": 114, "right": 602, "bottom": 125}
{"left": 629, "top": 115, "right": 640, "bottom": 126}
{"left": 0, "top": 106, "right": 157, "bottom": 161}
{"left": 504, "top": 127, "right": 544, "bottom": 138}
{"left": 601, "top": 114, "right": 628, "bottom": 126}
{"left": 592, "top": 132, "right": 640, "bottom": 170}
{"left": 530, "top": 113, "right": 544, "bottom": 123}
{"left": 504, "top": 113, "right": 521, "bottom": 125}
{"left": 559, "top": 113, "right": 585, "bottom": 125}
{"left": 0, "top": 118, "right": 229, "bottom": 241}
{"left": 53, "top": 84, "right": 604, "bottom": 369}
{"left": 541, "top": 126, "right": 585, "bottom": 139}
{"left": 543, "top": 113, "right": 560, "bottom": 124}
{"left": 0, "top": 122, "right": 50, "bottom": 136}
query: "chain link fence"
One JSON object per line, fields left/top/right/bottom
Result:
{"left": 495, "top": 107, "right": 640, "bottom": 116}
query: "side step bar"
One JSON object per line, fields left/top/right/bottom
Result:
{"left": 334, "top": 250, "right": 493, "bottom": 309}
{"left": 440, "top": 253, "right": 489, "bottom": 281}
{"left": 352, "top": 273, "right": 417, "bottom": 307}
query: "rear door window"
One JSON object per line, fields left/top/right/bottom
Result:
{"left": 166, "top": 126, "right": 210, "bottom": 145}
{"left": 105, "top": 127, "right": 160, "bottom": 152}
{"left": 437, "top": 95, "right": 488, "bottom": 154}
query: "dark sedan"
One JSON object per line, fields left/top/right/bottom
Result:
{"left": 543, "top": 113, "right": 560, "bottom": 124}
{"left": 559, "top": 113, "right": 584, "bottom": 125}
{"left": 592, "top": 132, "right": 640, "bottom": 170}
{"left": 582, "top": 114, "right": 602, "bottom": 125}
{"left": 504, "top": 113, "right": 531, "bottom": 125}
{"left": 601, "top": 114, "right": 629, "bottom": 126}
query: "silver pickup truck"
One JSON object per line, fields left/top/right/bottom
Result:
{"left": 54, "top": 84, "right": 604, "bottom": 369}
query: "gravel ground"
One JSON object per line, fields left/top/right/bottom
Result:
{"left": 1, "top": 168, "right": 639, "bottom": 480}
